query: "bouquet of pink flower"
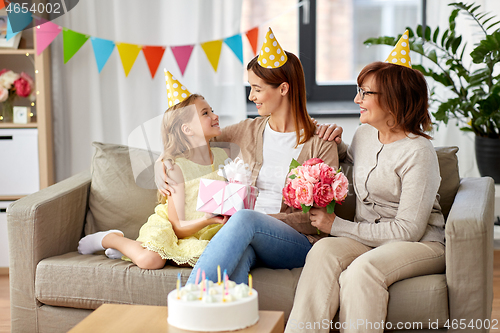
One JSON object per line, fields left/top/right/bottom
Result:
{"left": 282, "top": 158, "right": 349, "bottom": 214}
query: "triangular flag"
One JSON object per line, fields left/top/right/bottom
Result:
{"left": 6, "top": 3, "right": 32, "bottom": 34}
{"left": 116, "top": 43, "right": 142, "bottom": 77}
{"left": 91, "top": 37, "right": 115, "bottom": 73}
{"left": 201, "top": 39, "right": 223, "bottom": 72}
{"left": 0, "top": 0, "right": 5, "bottom": 10}
{"left": 63, "top": 29, "right": 89, "bottom": 63}
{"left": 224, "top": 34, "right": 243, "bottom": 64}
{"left": 171, "top": 45, "right": 194, "bottom": 76}
{"left": 35, "top": 19, "right": 62, "bottom": 56}
{"left": 142, "top": 46, "right": 165, "bottom": 79}
{"left": 6, "top": 18, "right": 19, "bottom": 41}
{"left": 246, "top": 27, "right": 259, "bottom": 56}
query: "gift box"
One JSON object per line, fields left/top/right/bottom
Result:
{"left": 196, "top": 179, "right": 258, "bottom": 216}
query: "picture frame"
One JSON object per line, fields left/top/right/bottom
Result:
{"left": 0, "top": 9, "right": 21, "bottom": 49}
{"left": 13, "top": 106, "right": 30, "bottom": 124}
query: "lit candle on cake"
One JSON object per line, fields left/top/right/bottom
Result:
{"left": 248, "top": 274, "right": 253, "bottom": 295}
{"left": 176, "top": 273, "right": 181, "bottom": 299}
{"left": 195, "top": 268, "right": 201, "bottom": 285}
{"left": 217, "top": 265, "right": 221, "bottom": 285}
{"left": 202, "top": 271, "right": 206, "bottom": 290}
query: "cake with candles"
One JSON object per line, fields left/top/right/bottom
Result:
{"left": 167, "top": 268, "right": 259, "bottom": 331}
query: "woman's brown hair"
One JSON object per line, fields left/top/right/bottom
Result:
{"left": 247, "top": 52, "right": 316, "bottom": 147}
{"left": 357, "top": 61, "right": 432, "bottom": 139}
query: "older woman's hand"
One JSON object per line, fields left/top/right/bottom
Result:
{"left": 309, "top": 207, "right": 336, "bottom": 234}
{"left": 312, "top": 119, "right": 343, "bottom": 144}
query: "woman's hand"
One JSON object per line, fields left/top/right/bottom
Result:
{"left": 154, "top": 158, "right": 177, "bottom": 196}
{"left": 309, "top": 207, "right": 336, "bottom": 234}
{"left": 205, "top": 214, "right": 229, "bottom": 225}
{"left": 315, "top": 122, "right": 343, "bottom": 144}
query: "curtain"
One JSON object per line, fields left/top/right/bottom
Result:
{"left": 426, "top": 0, "right": 500, "bottom": 178}
{"left": 50, "top": 0, "right": 245, "bottom": 182}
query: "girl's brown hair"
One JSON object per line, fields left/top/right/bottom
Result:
{"left": 247, "top": 52, "right": 315, "bottom": 147}
{"left": 357, "top": 61, "right": 432, "bottom": 139}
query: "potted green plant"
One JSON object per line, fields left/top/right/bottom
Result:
{"left": 364, "top": 2, "right": 500, "bottom": 183}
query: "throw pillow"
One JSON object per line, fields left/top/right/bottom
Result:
{"left": 85, "top": 142, "right": 158, "bottom": 239}
{"left": 435, "top": 146, "right": 460, "bottom": 219}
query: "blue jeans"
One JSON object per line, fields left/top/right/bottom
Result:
{"left": 187, "top": 210, "right": 312, "bottom": 284}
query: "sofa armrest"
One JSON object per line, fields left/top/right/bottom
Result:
{"left": 445, "top": 177, "right": 495, "bottom": 330}
{"left": 7, "top": 170, "right": 91, "bottom": 333}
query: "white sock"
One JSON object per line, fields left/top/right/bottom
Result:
{"left": 105, "top": 248, "right": 124, "bottom": 259}
{"left": 78, "top": 230, "right": 124, "bottom": 255}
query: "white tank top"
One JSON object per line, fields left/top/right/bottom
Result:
{"left": 254, "top": 122, "right": 304, "bottom": 214}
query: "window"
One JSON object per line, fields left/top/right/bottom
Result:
{"left": 301, "top": 0, "right": 423, "bottom": 101}
{"left": 243, "top": 0, "right": 425, "bottom": 108}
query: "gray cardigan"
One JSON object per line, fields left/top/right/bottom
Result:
{"left": 333, "top": 124, "right": 445, "bottom": 247}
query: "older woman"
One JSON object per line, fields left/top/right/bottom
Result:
{"left": 286, "top": 32, "right": 445, "bottom": 333}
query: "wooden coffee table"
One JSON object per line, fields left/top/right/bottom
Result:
{"left": 69, "top": 303, "right": 284, "bottom": 333}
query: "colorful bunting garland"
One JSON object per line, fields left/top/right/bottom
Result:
{"left": 5, "top": 2, "right": 305, "bottom": 78}
{"left": 90, "top": 37, "right": 115, "bottom": 73}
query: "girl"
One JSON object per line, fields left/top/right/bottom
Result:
{"left": 78, "top": 92, "right": 229, "bottom": 269}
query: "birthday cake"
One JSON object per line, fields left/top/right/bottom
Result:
{"left": 167, "top": 278, "right": 259, "bottom": 331}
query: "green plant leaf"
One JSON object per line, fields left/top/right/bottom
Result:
{"left": 301, "top": 204, "right": 311, "bottom": 214}
{"left": 416, "top": 25, "right": 423, "bottom": 38}
{"left": 432, "top": 26, "right": 440, "bottom": 43}
{"left": 440, "top": 29, "right": 450, "bottom": 47}
{"left": 487, "top": 21, "right": 500, "bottom": 30}
{"left": 449, "top": 8, "right": 460, "bottom": 32}
{"left": 427, "top": 49, "right": 438, "bottom": 63}
{"left": 288, "top": 158, "right": 301, "bottom": 172}
{"left": 363, "top": 36, "right": 397, "bottom": 47}
{"left": 470, "top": 4, "right": 481, "bottom": 13}
{"left": 460, "top": 127, "right": 474, "bottom": 132}
{"left": 451, "top": 35, "right": 462, "bottom": 54}
{"left": 425, "top": 26, "right": 432, "bottom": 41}
{"left": 326, "top": 201, "right": 336, "bottom": 215}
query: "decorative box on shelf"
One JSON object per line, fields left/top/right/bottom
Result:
{"left": 0, "top": 128, "right": 40, "bottom": 196}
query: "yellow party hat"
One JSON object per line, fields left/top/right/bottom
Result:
{"left": 385, "top": 30, "right": 412, "bottom": 68}
{"left": 164, "top": 69, "right": 192, "bottom": 107}
{"left": 257, "top": 27, "right": 288, "bottom": 69}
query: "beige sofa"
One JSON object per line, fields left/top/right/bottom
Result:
{"left": 7, "top": 142, "right": 495, "bottom": 333}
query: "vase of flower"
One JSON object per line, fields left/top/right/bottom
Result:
{"left": 1, "top": 95, "right": 15, "bottom": 122}
{"left": 0, "top": 69, "right": 34, "bottom": 123}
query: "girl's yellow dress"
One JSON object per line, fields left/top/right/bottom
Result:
{"left": 126, "top": 147, "right": 228, "bottom": 267}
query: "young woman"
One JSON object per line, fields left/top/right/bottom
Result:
{"left": 156, "top": 28, "right": 341, "bottom": 283}
{"left": 286, "top": 58, "right": 446, "bottom": 333}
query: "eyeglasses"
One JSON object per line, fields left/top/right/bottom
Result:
{"left": 356, "top": 86, "right": 379, "bottom": 100}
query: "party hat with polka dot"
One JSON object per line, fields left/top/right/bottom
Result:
{"left": 257, "top": 27, "right": 288, "bottom": 69}
{"left": 385, "top": 30, "right": 412, "bottom": 68}
{"left": 164, "top": 69, "right": 192, "bottom": 107}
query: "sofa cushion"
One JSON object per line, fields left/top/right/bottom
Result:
{"left": 435, "top": 146, "right": 460, "bottom": 219}
{"left": 36, "top": 253, "right": 449, "bottom": 325}
{"left": 386, "top": 274, "right": 449, "bottom": 328}
{"left": 85, "top": 142, "right": 158, "bottom": 240}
